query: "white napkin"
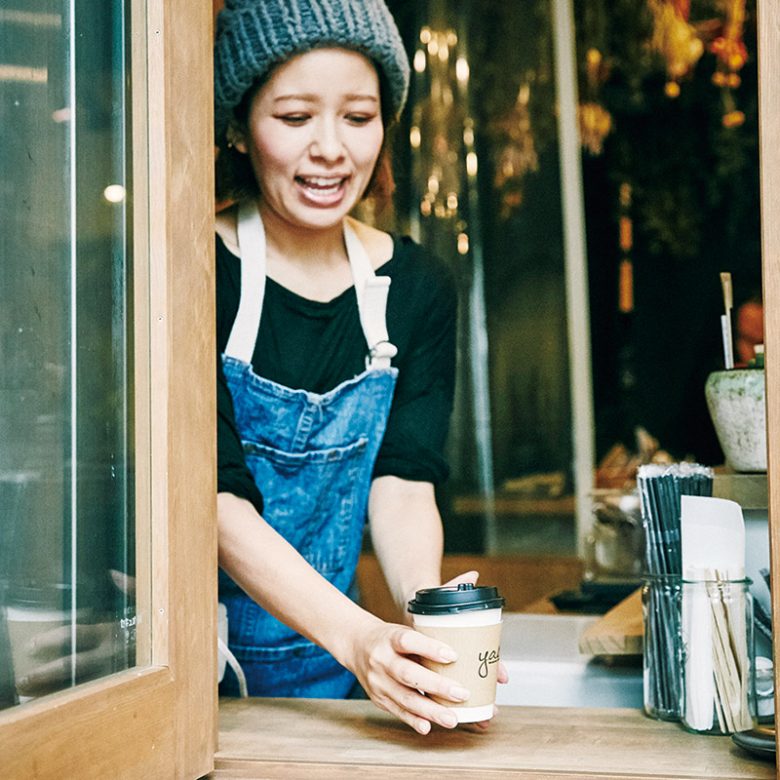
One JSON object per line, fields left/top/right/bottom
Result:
{"left": 680, "top": 495, "right": 745, "bottom": 581}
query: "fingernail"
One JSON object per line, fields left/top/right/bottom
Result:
{"left": 439, "top": 647, "right": 457, "bottom": 662}
{"left": 450, "top": 685, "right": 470, "bottom": 701}
{"left": 441, "top": 711, "right": 458, "bottom": 728}
{"left": 417, "top": 720, "right": 431, "bottom": 735}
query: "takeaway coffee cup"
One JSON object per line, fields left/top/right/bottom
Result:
{"left": 408, "top": 583, "right": 504, "bottom": 723}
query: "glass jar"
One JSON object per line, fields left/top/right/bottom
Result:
{"left": 642, "top": 575, "right": 682, "bottom": 721}
{"left": 583, "top": 490, "right": 644, "bottom": 582}
{"left": 680, "top": 578, "right": 754, "bottom": 735}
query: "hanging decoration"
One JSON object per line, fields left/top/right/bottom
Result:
{"left": 489, "top": 80, "right": 539, "bottom": 219}
{"left": 577, "top": 0, "right": 752, "bottom": 158}
{"left": 647, "top": 0, "right": 705, "bottom": 98}
{"left": 578, "top": 48, "right": 613, "bottom": 155}
{"left": 574, "top": 0, "right": 613, "bottom": 155}
{"left": 411, "top": 26, "right": 466, "bottom": 230}
{"left": 644, "top": 0, "right": 749, "bottom": 120}
{"left": 618, "top": 182, "right": 635, "bottom": 315}
{"left": 710, "top": 0, "right": 747, "bottom": 127}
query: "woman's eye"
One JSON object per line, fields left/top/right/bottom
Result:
{"left": 345, "top": 114, "right": 375, "bottom": 125}
{"left": 277, "top": 114, "right": 309, "bottom": 125}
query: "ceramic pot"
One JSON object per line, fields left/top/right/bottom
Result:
{"left": 704, "top": 369, "right": 766, "bottom": 472}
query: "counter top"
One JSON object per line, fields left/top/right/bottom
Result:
{"left": 212, "top": 698, "right": 774, "bottom": 779}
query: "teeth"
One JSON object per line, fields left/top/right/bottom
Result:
{"left": 299, "top": 176, "right": 344, "bottom": 189}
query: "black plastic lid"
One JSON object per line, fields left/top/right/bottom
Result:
{"left": 407, "top": 583, "right": 505, "bottom": 615}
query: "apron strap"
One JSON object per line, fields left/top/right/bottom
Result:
{"left": 224, "top": 200, "right": 267, "bottom": 364}
{"left": 225, "top": 201, "right": 397, "bottom": 370}
{"left": 343, "top": 221, "right": 397, "bottom": 370}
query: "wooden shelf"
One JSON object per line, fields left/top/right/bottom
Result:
{"left": 357, "top": 554, "right": 583, "bottom": 622}
{"left": 451, "top": 494, "right": 575, "bottom": 517}
{"left": 712, "top": 470, "right": 768, "bottom": 510}
{"left": 578, "top": 588, "right": 643, "bottom": 656}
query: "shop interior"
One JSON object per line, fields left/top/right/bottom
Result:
{"left": 359, "top": 0, "right": 767, "bottom": 618}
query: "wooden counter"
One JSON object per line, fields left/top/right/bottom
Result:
{"left": 212, "top": 698, "right": 774, "bottom": 779}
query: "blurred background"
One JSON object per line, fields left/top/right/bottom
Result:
{"left": 378, "top": 0, "right": 761, "bottom": 556}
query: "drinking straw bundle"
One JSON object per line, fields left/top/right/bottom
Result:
{"left": 637, "top": 463, "right": 714, "bottom": 578}
{"left": 637, "top": 463, "right": 714, "bottom": 719}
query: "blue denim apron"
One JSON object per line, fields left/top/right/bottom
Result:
{"left": 219, "top": 201, "right": 398, "bottom": 698}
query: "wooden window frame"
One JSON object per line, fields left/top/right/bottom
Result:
{"left": 759, "top": 2, "right": 780, "bottom": 751}
{"left": 0, "top": 1, "right": 217, "bottom": 776}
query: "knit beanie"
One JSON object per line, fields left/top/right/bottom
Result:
{"left": 214, "top": 0, "right": 410, "bottom": 145}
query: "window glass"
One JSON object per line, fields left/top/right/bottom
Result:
{"left": 0, "top": 0, "right": 135, "bottom": 709}
{"left": 386, "top": 0, "right": 573, "bottom": 555}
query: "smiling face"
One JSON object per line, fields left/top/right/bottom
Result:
{"left": 236, "top": 48, "right": 385, "bottom": 234}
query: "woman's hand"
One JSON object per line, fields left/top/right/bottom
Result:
{"left": 219, "top": 494, "right": 507, "bottom": 734}
{"left": 347, "top": 616, "right": 471, "bottom": 735}
{"left": 440, "top": 569, "right": 479, "bottom": 589}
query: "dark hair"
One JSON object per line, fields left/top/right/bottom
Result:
{"left": 215, "top": 52, "right": 398, "bottom": 212}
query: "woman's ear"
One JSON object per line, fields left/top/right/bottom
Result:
{"left": 226, "top": 123, "right": 248, "bottom": 154}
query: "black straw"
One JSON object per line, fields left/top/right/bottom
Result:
{"left": 637, "top": 463, "right": 714, "bottom": 719}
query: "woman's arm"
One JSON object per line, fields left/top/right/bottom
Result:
{"left": 367, "top": 476, "right": 509, "bottom": 730}
{"left": 367, "top": 476, "right": 480, "bottom": 618}
{"left": 218, "top": 491, "right": 471, "bottom": 734}
{"left": 367, "top": 475, "right": 447, "bottom": 619}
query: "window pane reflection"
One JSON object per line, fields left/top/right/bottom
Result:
{"left": 387, "top": 0, "right": 573, "bottom": 555}
{"left": 0, "top": 0, "right": 134, "bottom": 710}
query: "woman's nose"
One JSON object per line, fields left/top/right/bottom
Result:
{"left": 309, "top": 119, "right": 345, "bottom": 161}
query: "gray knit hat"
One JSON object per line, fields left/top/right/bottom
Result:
{"left": 214, "top": 0, "right": 410, "bottom": 145}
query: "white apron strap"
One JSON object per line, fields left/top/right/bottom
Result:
{"left": 224, "top": 202, "right": 397, "bottom": 370}
{"left": 343, "top": 221, "right": 398, "bottom": 370}
{"left": 224, "top": 200, "right": 267, "bottom": 363}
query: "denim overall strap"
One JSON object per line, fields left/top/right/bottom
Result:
{"left": 219, "top": 201, "right": 399, "bottom": 698}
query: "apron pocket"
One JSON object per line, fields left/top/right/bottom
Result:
{"left": 243, "top": 436, "right": 368, "bottom": 469}
{"left": 243, "top": 437, "right": 369, "bottom": 575}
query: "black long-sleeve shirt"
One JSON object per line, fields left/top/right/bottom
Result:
{"left": 216, "top": 233, "right": 457, "bottom": 515}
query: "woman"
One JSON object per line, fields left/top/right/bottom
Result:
{"left": 213, "top": 0, "right": 501, "bottom": 735}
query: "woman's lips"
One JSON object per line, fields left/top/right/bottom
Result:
{"left": 295, "top": 175, "right": 349, "bottom": 206}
